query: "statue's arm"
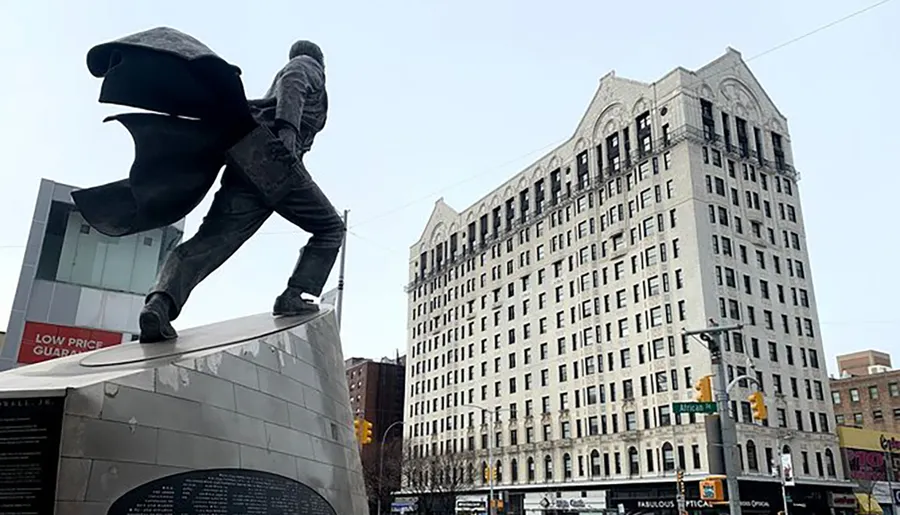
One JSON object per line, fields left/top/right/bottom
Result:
{"left": 273, "top": 57, "right": 322, "bottom": 134}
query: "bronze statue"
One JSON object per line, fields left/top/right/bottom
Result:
{"left": 72, "top": 28, "right": 345, "bottom": 343}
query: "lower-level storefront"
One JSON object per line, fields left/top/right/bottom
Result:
{"left": 607, "top": 479, "right": 853, "bottom": 515}
{"left": 402, "top": 478, "right": 855, "bottom": 515}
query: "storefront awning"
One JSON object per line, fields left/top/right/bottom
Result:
{"left": 855, "top": 493, "right": 883, "bottom": 515}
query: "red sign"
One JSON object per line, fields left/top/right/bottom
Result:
{"left": 17, "top": 321, "right": 123, "bottom": 364}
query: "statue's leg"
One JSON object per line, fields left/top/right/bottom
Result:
{"left": 271, "top": 160, "right": 345, "bottom": 316}
{"left": 140, "top": 172, "right": 272, "bottom": 342}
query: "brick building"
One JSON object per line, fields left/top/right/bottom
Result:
{"left": 346, "top": 356, "right": 406, "bottom": 511}
{"left": 830, "top": 350, "right": 900, "bottom": 432}
{"left": 346, "top": 355, "right": 407, "bottom": 432}
{"left": 837, "top": 350, "right": 892, "bottom": 377}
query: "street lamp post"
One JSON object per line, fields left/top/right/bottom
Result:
{"left": 377, "top": 420, "right": 404, "bottom": 515}
{"left": 683, "top": 322, "right": 744, "bottom": 515}
{"left": 488, "top": 414, "right": 494, "bottom": 515}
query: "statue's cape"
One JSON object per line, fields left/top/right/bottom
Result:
{"left": 71, "top": 27, "right": 252, "bottom": 237}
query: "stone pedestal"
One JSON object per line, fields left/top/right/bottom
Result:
{"left": 0, "top": 306, "right": 369, "bottom": 515}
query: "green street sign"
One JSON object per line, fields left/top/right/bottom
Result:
{"left": 672, "top": 402, "right": 717, "bottom": 414}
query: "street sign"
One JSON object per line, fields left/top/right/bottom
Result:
{"left": 673, "top": 402, "right": 717, "bottom": 414}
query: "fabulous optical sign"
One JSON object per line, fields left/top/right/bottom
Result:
{"left": 625, "top": 498, "right": 771, "bottom": 510}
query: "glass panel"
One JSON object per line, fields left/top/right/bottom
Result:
{"left": 36, "top": 201, "right": 182, "bottom": 295}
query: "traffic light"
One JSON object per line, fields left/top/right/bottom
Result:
{"left": 361, "top": 419, "right": 374, "bottom": 445}
{"left": 353, "top": 418, "right": 375, "bottom": 445}
{"left": 694, "top": 375, "right": 713, "bottom": 402}
{"left": 483, "top": 465, "right": 496, "bottom": 482}
{"left": 748, "top": 391, "right": 768, "bottom": 421}
{"left": 676, "top": 469, "right": 685, "bottom": 496}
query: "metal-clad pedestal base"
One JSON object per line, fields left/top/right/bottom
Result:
{"left": 0, "top": 305, "right": 368, "bottom": 515}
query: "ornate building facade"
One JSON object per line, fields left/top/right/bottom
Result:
{"left": 404, "top": 48, "right": 849, "bottom": 514}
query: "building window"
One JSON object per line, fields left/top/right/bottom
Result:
{"left": 849, "top": 388, "right": 860, "bottom": 403}
{"left": 825, "top": 449, "right": 836, "bottom": 477}
{"left": 746, "top": 440, "right": 759, "bottom": 472}
{"left": 831, "top": 391, "right": 841, "bottom": 405}
{"left": 662, "top": 443, "right": 676, "bottom": 472}
{"left": 869, "top": 385, "right": 879, "bottom": 400}
{"left": 628, "top": 447, "right": 640, "bottom": 476}
{"left": 590, "top": 450, "right": 601, "bottom": 476}
{"left": 889, "top": 382, "right": 900, "bottom": 397}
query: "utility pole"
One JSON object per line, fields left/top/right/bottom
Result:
{"left": 683, "top": 322, "right": 743, "bottom": 515}
{"left": 465, "top": 404, "right": 501, "bottom": 515}
{"left": 486, "top": 406, "right": 496, "bottom": 515}
{"left": 336, "top": 209, "right": 349, "bottom": 329}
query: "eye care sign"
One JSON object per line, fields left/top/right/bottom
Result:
{"left": 16, "top": 321, "right": 124, "bottom": 364}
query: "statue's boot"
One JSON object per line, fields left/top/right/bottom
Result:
{"left": 272, "top": 248, "right": 333, "bottom": 317}
{"left": 139, "top": 293, "right": 179, "bottom": 343}
{"left": 273, "top": 287, "right": 320, "bottom": 317}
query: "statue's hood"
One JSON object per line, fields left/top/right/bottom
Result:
{"left": 86, "top": 27, "right": 245, "bottom": 119}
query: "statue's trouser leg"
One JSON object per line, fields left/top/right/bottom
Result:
{"left": 149, "top": 171, "right": 272, "bottom": 320}
{"left": 274, "top": 160, "right": 345, "bottom": 297}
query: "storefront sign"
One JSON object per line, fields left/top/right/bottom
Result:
{"left": 524, "top": 492, "right": 607, "bottom": 512}
{"left": 616, "top": 497, "right": 770, "bottom": 512}
{"left": 881, "top": 434, "right": 900, "bottom": 453}
{"left": 830, "top": 492, "right": 858, "bottom": 509}
{"left": 456, "top": 495, "right": 486, "bottom": 512}
{"left": 392, "top": 497, "right": 418, "bottom": 514}
{"left": 637, "top": 499, "right": 713, "bottom": 509}
{"left": 17, "top": 321, "right": 123, "bottom": 364}
{"left": 839, "top": 426, "right": 900, "bottom": 454}
{"left": 845, "top": 448, "right": 896, "bottom": 481}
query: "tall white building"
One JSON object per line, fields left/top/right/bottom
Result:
{"left": 404, "top": 48, "right": 851, "bottom": 514}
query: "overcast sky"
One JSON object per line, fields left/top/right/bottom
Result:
{"left": 0, "top": 0, "right": 896, "bottom": 375}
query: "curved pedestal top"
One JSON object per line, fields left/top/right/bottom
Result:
{"left": 80, "top": 308, "right": 329, "bottom": 367}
